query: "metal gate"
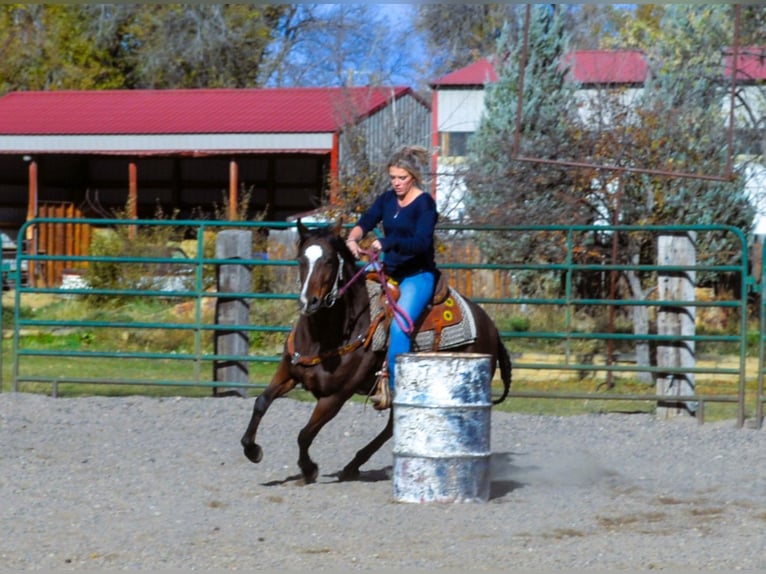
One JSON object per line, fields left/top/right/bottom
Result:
{"left": 1, "top": 218, "right": 762, "bottom": 428}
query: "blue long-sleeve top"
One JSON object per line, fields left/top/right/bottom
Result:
{"left": 355, "top": 189, "right": 438, "bottom": 282}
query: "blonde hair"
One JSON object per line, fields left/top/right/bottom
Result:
{"left": 387, "top": 145, "right": 430, "bottom": 187}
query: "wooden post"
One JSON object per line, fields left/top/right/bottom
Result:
{"left": 213, "top": 230, "right": 252, "bottom": 397}
{"left": 128, "top": 161, "right": 138, "bottom": 239}
{"left": 656, "top": 232, "right": 697, "bottom": 418}
{"left": 228, "top": 159, "right": 239, "bottom": 221}
{"left": 26, "top": 159, "right": 38, "bottom": 286}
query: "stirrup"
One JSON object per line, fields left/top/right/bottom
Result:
{"left": 369, "top": 370, "right": 392, "bottom": 411}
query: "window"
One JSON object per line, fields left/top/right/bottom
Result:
{"left": 439, "top": 132, "right": 472, "bottom": 157}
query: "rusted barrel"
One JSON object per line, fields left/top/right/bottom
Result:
{"left": 392, "top": 352, "right": 493, "bottom": 503}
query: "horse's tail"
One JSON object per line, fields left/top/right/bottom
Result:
{"left": 493, "top": 335, "right": 512, "bottom": 405}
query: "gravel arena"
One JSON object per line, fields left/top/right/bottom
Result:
{"left": 1, "top": 391, "right": 764, "bottom": 571}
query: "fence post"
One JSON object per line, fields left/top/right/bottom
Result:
{"left": 213, "top": 229, "right": 252, "bottom": 398}
{"left": 656, "top": 232, "right": 697, "bottom": 418}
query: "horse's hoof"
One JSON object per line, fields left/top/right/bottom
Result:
{"left": 338, "top": 466, "right": 360, "bottom": 482}
{"left": 301, "top": 464, "right": 319, "bottom": 484}
{"left": 243, "top": 443, "right": 263, "bottom": 464}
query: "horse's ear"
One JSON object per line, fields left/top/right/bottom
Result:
{"left": 297, "top": 219, "right": 309, "bottom": 242}
{"left": 331, "top": 220, "right": 343, "bottom": 238}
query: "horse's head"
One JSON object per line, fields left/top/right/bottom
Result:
{"left": 296, "top": 219, "right": 350, "bottom": 315}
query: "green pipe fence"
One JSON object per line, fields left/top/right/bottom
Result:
{"left": 0, "top": 218, "right": 762, "bottom": 428}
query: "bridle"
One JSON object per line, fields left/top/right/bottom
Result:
{"left": 321, "top": 251, "right": 345, "bottom": 308}
{"left": 300, "top": 242, "right": 373, "bottom": 311}
{"left": 289, "top": 243, "right": 414, "bottom": 367}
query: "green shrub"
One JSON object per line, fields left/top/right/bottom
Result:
{"left": 85, "top": 208, "right": 210, "bottom": 304}
{"left": 504, "top": 315, "right": 531, "bottom": 332}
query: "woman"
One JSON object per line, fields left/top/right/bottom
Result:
{"left": 345, "top": 145, "right": 438, "bottom": 410}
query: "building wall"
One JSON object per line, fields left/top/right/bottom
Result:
{"left": 340, "top": 92, "right": 431, "bottom": 169}
{"left": 436, "top": 89, "right": 486, "bottom": 133}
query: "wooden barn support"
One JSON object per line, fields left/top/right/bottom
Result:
{"left": 229, "top": 160, "right": 239, "bottom": 220}
{"left": 25, "top": 159, "right": 38, "bottom": 285}
{"left": 128, "top": 161, "right": 138, "bottom": 239}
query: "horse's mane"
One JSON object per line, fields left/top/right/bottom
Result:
{"left": 333, "top": 231, "right": 355, "bottom": 263}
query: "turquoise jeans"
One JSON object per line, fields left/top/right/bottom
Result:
{"left": 387, "top": 270, "right": 435, "bottom": 392}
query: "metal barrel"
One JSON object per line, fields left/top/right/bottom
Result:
{"left": 392, "top": 352, "right": 493, "bottom": 503}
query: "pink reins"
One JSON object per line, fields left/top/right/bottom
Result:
{"left": 337, "top": 248, "right": 414, "bottom": 335}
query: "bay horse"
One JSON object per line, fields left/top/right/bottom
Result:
{"left": 240, "top": 219, "right": 512, "bottom": 484}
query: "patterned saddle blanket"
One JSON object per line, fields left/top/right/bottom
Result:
{"left": 366, "top": 276, "right": 478, "bottom": 353}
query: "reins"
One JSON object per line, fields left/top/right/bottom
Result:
{"left": 335, "top": 249, "right": 372, "bottom": 300}
{"left": 348, "top": 249, "right": 414, "bottom": 336}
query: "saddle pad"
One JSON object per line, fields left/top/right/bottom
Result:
{"left": 367, "top": 280, "right": 389, "bottom": 351}
{"left": 413, "top": 288, "right": 477, "bottom": 351}
{"left": 367, "top": 281, "right": 477, "bottom": 352}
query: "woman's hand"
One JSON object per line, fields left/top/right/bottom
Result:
{"left": 346, "top": 238, "right": 362, "bottom": 259}
{"left": 370, "top": 239, "right": 382, "bottom": 253}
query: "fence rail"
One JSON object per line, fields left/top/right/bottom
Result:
{"left": 1, "top": 218, "right": 763, "bottom": 428}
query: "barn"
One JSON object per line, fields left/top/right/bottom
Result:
{"left": 0, "top": 86, "right": 431, "bottom": 240}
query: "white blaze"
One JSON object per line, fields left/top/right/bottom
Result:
{"left": 299, "top": 244, "right": 323, "bottom": 308}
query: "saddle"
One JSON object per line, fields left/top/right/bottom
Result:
{"left": 365, "top": 270, "right": 476, "bottom": 352}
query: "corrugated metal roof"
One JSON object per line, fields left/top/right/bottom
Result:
{"left": 563, "top": 50, "right": 647, "bottom": 84}
{"left": 430, "top": 59, "right": 498, "bottom": 87}
{"left": 0, "top": 86, "right": 414, "bottom": 136}
{"left": 432, "top": 52, "right": 646, "bottom": 87}
{"left": 724, "top": 47, "right": 766, "bottom": 80}
{"left": 432, "top": 48, "right": 765, "bottom": 87}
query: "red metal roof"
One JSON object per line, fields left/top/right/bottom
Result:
{"left": 433, "top": 48, "right": 765, "bottom": 87}
{"left": 430, "top": 58, "right": 498, "bottom": 87}
{"left": 432, "top": 51, "right": 647, "bottom": 87}
{"left": 0, "top": 86, "right": 414, "bottom": 136}
{"left": 724, "top": 47, "right": 766, "bottom": 80}
{"left": 562, "top": 50, "right": 647, "bottom": 84}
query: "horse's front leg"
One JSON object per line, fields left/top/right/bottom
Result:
{"left": 340, "top": 409, "right": 393, "bottom": 481}
{"left": 296, "top": 393, "right": 349, "bottom": 484}
{"left": 241, "top": 358, "right": 296, "bottom": 465}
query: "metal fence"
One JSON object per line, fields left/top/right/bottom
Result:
{"left": 1, "top": 218, "right": 763, "bottom": 428}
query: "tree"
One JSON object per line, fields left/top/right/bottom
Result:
{"left": 565, "top": 4, "right": 633, "bottom": 50}
{"left": 464, "top": 4, "right": 756, "bottom": 379}
{"left": 0, "top": 4, "right": 425, "bottom": 92}
{"left": 115, "top": 4, "right": 286, "bottom": 89}
{"left": 463, "top": 5, "right": 587, "bottom": 264}
{"left": 611, "top": 5, "right": 755, "bottom": 385}
{"left": 414, "top": 4, "right": 525, "bottom": 79}
{"left": 260, "top": 4, "right": 416, "bottom": 88}
{"left": 0, "top": 4, "right": 288, "bottom": 92}
{"left": 465, "top": 4, "right": 755, "bottom": 268}
{"left": 0, "top": 5, "right": 124, "bottom": 92}
{"left": 605, "top": 4, "right": 756, "bottom": 257}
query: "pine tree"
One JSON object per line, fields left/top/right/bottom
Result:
{"left": 615, "top": 5, "right": 754, "bottom": 279}
{"left": 464, "top": 5, "right": 587, "bottom": 264}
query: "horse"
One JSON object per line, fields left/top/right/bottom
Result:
{"left": 240, "top": 219, "right": 512, "bottom": 484}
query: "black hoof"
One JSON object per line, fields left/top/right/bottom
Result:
{"left": 338, "top": 466, "right": 360, "bottom": 482}
{"left": 301, "top": 464, "right": 319, "bottom": 484}
{"left": 243, "top": 442, "right": 263, "bottom": 464}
